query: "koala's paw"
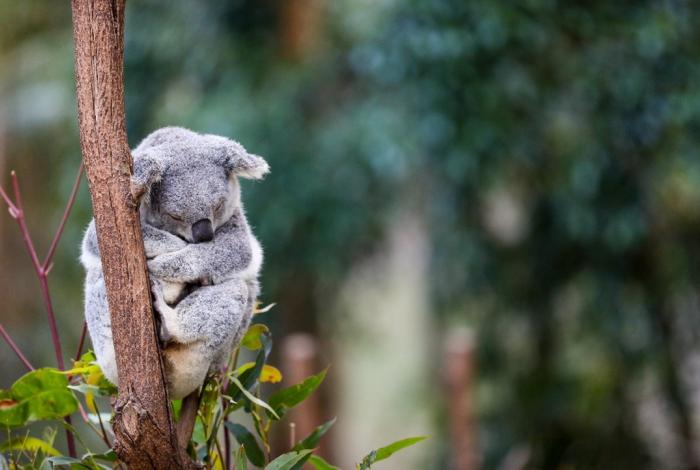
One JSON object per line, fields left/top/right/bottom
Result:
{"left": 148, "top": 248, "right": 202, "bottom": 282}
{"left": 151, "top": 281, "right": 178, "bottom": 344}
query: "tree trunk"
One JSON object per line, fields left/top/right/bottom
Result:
{"left": 70, "top": 1, "right": 195, "bottom": 467}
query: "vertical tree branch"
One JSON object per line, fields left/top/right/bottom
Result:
{"left": 70, "top": 1, "right": 194, "bottom": 466}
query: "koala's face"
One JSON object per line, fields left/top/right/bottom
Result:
{"left": 132, "top": 127, "right": 269, "bottom": 243}
{"left": 149, "top": 163, "right": 240, "bottom": 243}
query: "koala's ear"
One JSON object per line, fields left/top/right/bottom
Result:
{"left": 130, "top": 151, "right": 165, "bottom": 203}
{"left": 217, "top": 139, "right": 270, "bottom": 180}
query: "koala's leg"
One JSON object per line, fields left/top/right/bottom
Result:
{"left": 157, "top": 279, "right": 253, "bottom": 349}
{"left": 155, "top": 278, "right": 254, "bottom": 394}
{"left": 83, "top": 269, "right": 118, "bottom": 386}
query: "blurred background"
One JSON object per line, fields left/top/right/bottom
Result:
{"left": 2, "top": 1, "right": 700, "bottom": 468}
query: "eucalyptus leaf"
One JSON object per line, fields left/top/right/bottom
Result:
{"left": 357, "top": 436, "right": 427, "bottom": 469}
{"left": 241, "top": 324, "right": 269, "bottom": 350}
{"left": 228, "top": 331, "right": 272, "bottom": 400}
{"left": 228, "top": 376, "right": 279, "bottom": 419}
{"left": 265, "top": 450, "right": 313, "bottom": 470}
{"left": 308, "top": 455, "right": 342, "bottom": 470}
{"left": 293, "top": 417, "right": 336, "bottom": 451}
{"left": 225, "top": 422, "right": 265, "bottom": 467}
{"left": 267, "top": 368, "right": 327, "bottom": 419}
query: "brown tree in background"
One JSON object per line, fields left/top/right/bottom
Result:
{"left": 70, "top": 1, "right": 194, "bottom": 467}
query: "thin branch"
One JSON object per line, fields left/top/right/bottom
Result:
{"left": 224, "top": 414, "right": 231, "bottom": 470}
{"left": 0, "top": 182, "right": 15, "bottom": 212}
{"left": 10, "top": 172, "right": 43, "bottom": 274}
{"left": 0, "top": 323, "right": 34, "bottom": 371}
{"left": 43, "top": 163, "right": 84, "bottom": 269}
{"left": 75, "top": 320, "right": 88, "bottom": 362}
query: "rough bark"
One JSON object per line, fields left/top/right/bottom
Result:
{"left": 70, "top": 1, "right": 195, "bottom": 467}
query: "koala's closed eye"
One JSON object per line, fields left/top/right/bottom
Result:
{"left": 167, "top": 213, "right": 184, "bottom": 222}
{"left": 214, "top": 200, "right": 225, "bottom": 213}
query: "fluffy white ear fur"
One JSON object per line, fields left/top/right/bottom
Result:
{"left": 234, "top": 154, "right": 270, "bottom": 180}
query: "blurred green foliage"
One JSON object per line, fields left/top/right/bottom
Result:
{"left": 3, "top": 0, "right": 700, "bottom": 468}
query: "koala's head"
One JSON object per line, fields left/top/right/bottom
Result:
{"left": 131, "top": 127, "right": 269, "bottom": 243}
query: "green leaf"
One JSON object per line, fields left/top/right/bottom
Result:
{"left": 267, "top": 368, "right": 327, "bottom": 420}
{"left": 228, "top": 331, "right": 272, "bottom": 401}
{"left": 83, "top": 449, "right": 117, "bottom": 462}
{"left": 357, "top": 436, "right": 427, "bottom": 469}
{"left": 265, "top": 450, "right": 313, "bottom": 470}
{"left": 241, "top": 324, "right": 269, "bottom": 350}
{"left": 0, "top": 390, "right": 27, "bottom": 427}
{"left": 226, "top": 422, "right": 265, "bottom": 467}
{"left": 0, "top": 436, "right": 61, "bottom": 456}
{"left": 235, "top": 446, "right": 248, "bottom": 470}
{"left": 308, "top": 455, "right": 342, "bottom": 470}
{"left": 293, "top": 417, "right": 336, "bottom": 451}
{"left": 228, "top": 376, "right": 279, "bottom": 419}
{"left": 0, "top": 369, "right": 78, "bottom": 427}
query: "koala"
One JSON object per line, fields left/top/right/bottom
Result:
{"left": 80, "top": 127, "right": 269, "bottom": 399}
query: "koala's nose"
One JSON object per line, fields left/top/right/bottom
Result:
{"left": 192, "top": 219, "right": 214, "bottom": 243}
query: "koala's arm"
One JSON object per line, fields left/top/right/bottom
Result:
{"left": 141, "top": 223, "right": 187, "bottom": 258}
{"left": 148, "top": 214, "right": 259, "bottom": 284}
{"left": 80, "top": 220, "right": 187, "bottom": 269}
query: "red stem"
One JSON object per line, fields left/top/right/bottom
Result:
{"left": 0, "top": 323, "right": 34, "bottom": 371}
{"left": 11, "top": 172, "right": 43, "bottom": 274}
{"left": 75, "top": 321, "right": 88, "bottom": 361}
{"left": 224, "top": 413, "right": 231, "bottom": 470}
{"left": 1, "top": 167, "right": 83, "bottom": 458}
{"left": 43, "top": 164, "right": 84, "bottom": 270}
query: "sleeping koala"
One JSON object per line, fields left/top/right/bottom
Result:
{"left": 80, "top": 127, "right": 268, "bottom": 399}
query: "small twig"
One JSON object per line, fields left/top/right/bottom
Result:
{"left": 10, "top": 172, "right": 43, "bottom": 272}
{"left": 43, "top": 163, "right": 84, "bottom": 269}
{"left": 75, "top": 321, "right": 88, "bottom": 361}
{"left": 289, "top": 422, "right": 296, "bottom": 450}
{"left": 0, "top": 323, "right": 34, "bottom": 371}
{"left": 223, "top": 414, "right": 231, "bottom": 470}
{"left": 93, "top": 399, "right": 113, "bottom": 448}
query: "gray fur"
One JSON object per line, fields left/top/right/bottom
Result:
{"left": 80, "top": 127, "right": 268, "bottom": 399}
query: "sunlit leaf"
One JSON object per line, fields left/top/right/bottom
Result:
{"left": 0, "top": 436, "right": 60, "bottom": 456}
{"left": 308, "top": 455, "right": 342, "bottom": 470}
{"left": 266, "top": 450, "right": 313, "bottom": 470}
{"left": 260, "top": 365, "right": 282, "bottom": 384}
{"left": 233, "top": 362, "right": 256, "bottom": 377}
{"left": 357, "top": 436, "right": 427, "bottom": 469}
{"left": 293, "top": 417, "right": 336, "bottom": 451}
{"left": 225, "top": 422, "right": 265, "bottom": 467}
{"left": 241, "top": 324, "right": 269, "bottom": 350}
{"left": 267, "top": 368, "right": 327, "bottom": 420}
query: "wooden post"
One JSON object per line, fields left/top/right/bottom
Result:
{"left": 70, "top": 1, "right": 194, "bottom": 467}
{"left": 444, "top": 328, "right": 479, "bottom": 470}
{"left": 281, "top": 334, "right": 324, "bottom": 456}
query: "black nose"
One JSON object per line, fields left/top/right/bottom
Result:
{"left": 192, "top": 219, "right": 214, "bottom": 243}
